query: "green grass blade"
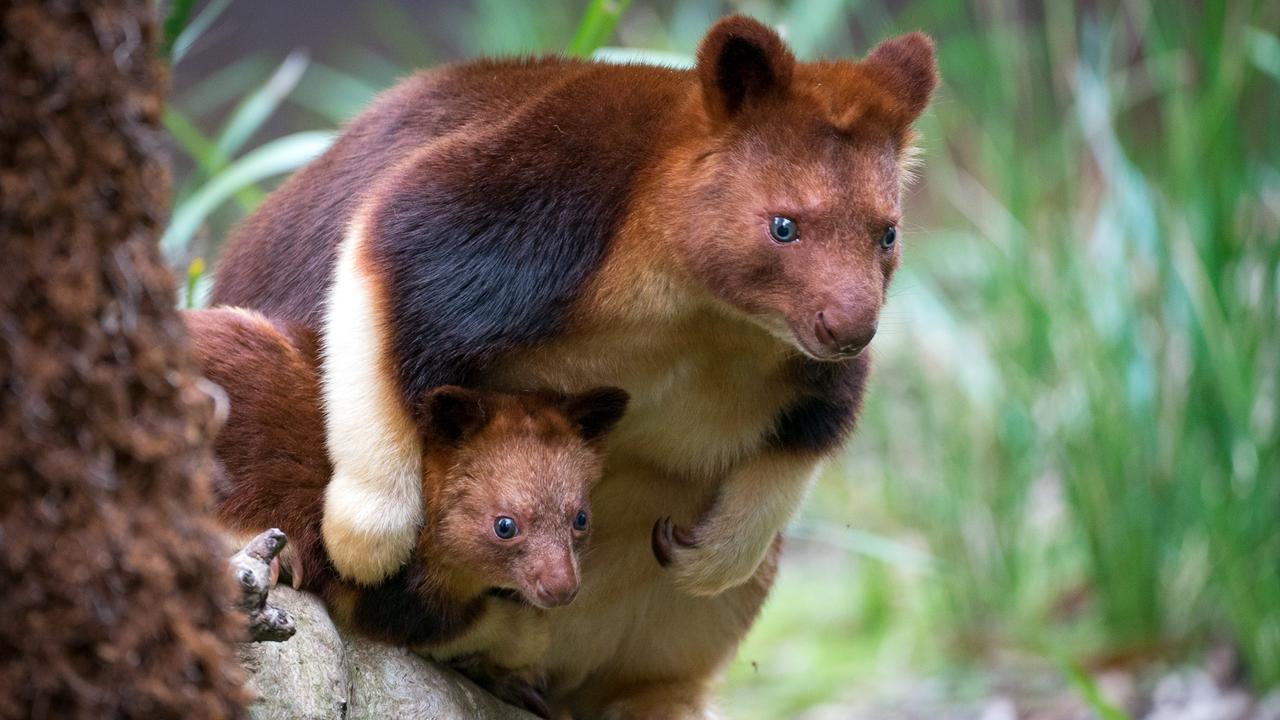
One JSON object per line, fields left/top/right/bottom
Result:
{"left": 183, "top": 258, "right": 206, "bottom": 310}
{"left": 164, "top": 108, "right": 226, "bottom": 169}
{"left": 161, "top": 0, "right": 195, "bottom": 59}
{"left": 176, "top": 55, "right": 274, "bottom": 117}
{"left": 171, "top": 0, "right": 232, "bottom": 64}
{"left": 779, "top": 0, "right": 855, "bottom": 58}
{"left": 291, "top": 63, "right": 382, "bottom": 124}
{"left": 162, "top": 131, "right": 334, "bottom": 254}
{"left": 1063, "top": 661, "right": 1132, "bottom": 720}
{"left": 214, "top": 51, "right": 310, "bottom": 161}
{"left": 566, "top": 0, "right": 633, "bottom": 57}
{"left": 164, "top": 108, "right": 263, "bottom": 211}
{"left": 1247, "top": 26, "right": 1280, "bottom": 84}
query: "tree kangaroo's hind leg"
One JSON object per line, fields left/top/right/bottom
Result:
{"left": 320, "top": 215, "right": 425, "bottom": 584}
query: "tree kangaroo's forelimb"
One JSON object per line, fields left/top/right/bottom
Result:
{"left": 653, "top": 453, "right": 822, "bottom": 597}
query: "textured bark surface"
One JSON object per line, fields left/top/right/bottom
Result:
{"left": 240, "top": 589, "right": 537, "bottom": 720}
{"left": 238, "top": 590, "right": 348, "bottom": 720}
{"left": 0, "top": 1, "right": 249, "bottom": 718}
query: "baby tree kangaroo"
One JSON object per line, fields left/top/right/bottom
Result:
{"left": 184, "top": 308, "right": 628, "bottom": 716}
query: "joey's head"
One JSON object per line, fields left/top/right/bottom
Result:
{"left": 417, "top": 385, "right": 629, "bottom": 609}
{"left": 672, "top": 16, "right": 937, "bottom": 361}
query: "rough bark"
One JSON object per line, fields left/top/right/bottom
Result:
{"left": 0, "top": 1, "right": 249, "bottom": 718}
{"left": 239, "top": 588, "right": 537, "bottom": 720}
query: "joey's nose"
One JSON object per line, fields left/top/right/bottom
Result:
{"left": 815, "top": 309, "right": 878, "bottom": 358}
{"left": 533, "top": 566, "right": 579, "bottom": 607}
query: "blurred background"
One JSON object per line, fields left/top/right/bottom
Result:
{"left": 160, "top": 1, "right": 1280, "bottom": 717}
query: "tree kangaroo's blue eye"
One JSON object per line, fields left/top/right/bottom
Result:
{"left": 769, "top": 216, "right": 799, "bottom": 244}
{"left": 880, "top": 225, "right": 897, "bottom": 250}
{"left": 494, "top": 516, "right": 518, "bottom": 540}
{"left": 573, "top": 510, "right": 589, "bottom": 531}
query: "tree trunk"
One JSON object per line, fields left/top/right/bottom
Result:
{"left": 0, "top": 1, "right": 249, "bottom": 717}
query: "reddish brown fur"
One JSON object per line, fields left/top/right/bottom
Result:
{"left": 184, "top": 308, "right": 331, "bottom": 587}
{"left": 415, "top": 384, "right": 628, "bottom": 611}
{"left": 213, "top": 16, "right": 935, "bottom": 425}
{"left": 628, "top": 22, "right": 936, "bottom": 365}
{"left": 184, "top": 308, "right": 625, "bottom": 643}
{"left": 209, "top": 15, "right": 937, "bottom": 716}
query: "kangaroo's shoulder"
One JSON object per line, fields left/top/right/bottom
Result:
{"left": 355, "top": 61, "right": 693, "bottom": 400}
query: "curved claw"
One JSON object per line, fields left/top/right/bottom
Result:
{"left": 248, "top": 600, "right": 296, "bottom": 642}
{"left": 242, "top": 527, "right": 288, "bottom": 564}
{"left": 651, "top": 516, "right": 698, "bottom": 568}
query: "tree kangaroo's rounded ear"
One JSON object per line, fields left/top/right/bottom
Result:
{"left": 696, "top": 15, "right": 795, "bottom": 125}
{"left": 864, "top": 32, "right": 939, "bottom": 125}
{"left": 421, "top": 385, "right": 487, "bottom": 443}
{"left": 563, "top": 387, "right": 630, "bottom": 444}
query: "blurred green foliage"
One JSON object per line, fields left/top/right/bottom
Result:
{"left": 164, "top": 0, "right": 1280, "bottom": 716}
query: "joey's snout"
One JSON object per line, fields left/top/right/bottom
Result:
{"left": 813, "top": 304, "right": 879, "bottom": 359}
{"left": 528, "top": 555, "right": 580, "bottom": 608}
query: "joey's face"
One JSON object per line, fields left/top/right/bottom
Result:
{"left": 673, "top": 17, "right": 937, "bottom": 362}
{"left": 436, "top": 432, "right": 597, "bottom": 610}
{"left": 416, "top": 385, "right": 628, "bottom": 610}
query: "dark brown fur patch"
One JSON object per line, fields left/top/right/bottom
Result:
{"left": 363, "top": 60, "right": 687, "bottom": 409}
{"left": 769, "top": 353, "right": 872, "bottom": 454}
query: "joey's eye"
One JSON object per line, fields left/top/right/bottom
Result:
{"left": 573, "top": 510, "right": 589, "bottom": 531}
{"left": 769, "top": 216, "right": 799, "bottom": 244}
{"left": 879, "top": 225, "right": 897, "bottom": 250}
{"left": 493, "top": 516, "right": 518, "bottom": 540}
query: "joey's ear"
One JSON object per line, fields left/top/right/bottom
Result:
{"left": 864, "top": 32, "right": 938, "bottom": 125}
{"left": 421, "top": 386, "right": 487, "bottom": 443}
{"left": 696, "top": 15, "right": 795, "bottom": 124}
{"left": 563, "top": 387, "right": 630, "bottom": 444}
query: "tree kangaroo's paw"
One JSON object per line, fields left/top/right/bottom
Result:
{"left": 651, "top": 517, "right": 767, "bottom": 598}
{"left": 321, "top": 473, "right": 420, "bottom": 585}
{"left": 651, "top": 516, "right": 699, "bottom": 568}
{"left": 230, "top": 528, "right": 296, "bottom": 642}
